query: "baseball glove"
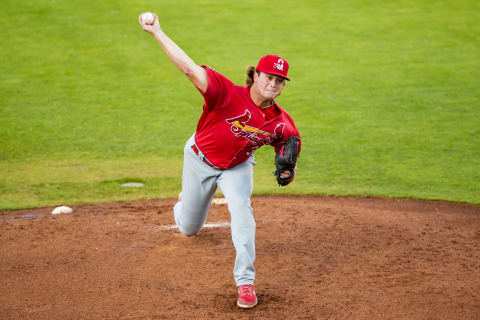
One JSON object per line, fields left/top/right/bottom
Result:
{"left": 274, "top": 136, "right": 300, "bottom": 186}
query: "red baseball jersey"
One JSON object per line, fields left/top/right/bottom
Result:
{"left": 194, "top": 66, "right": 301, "bottom": 169}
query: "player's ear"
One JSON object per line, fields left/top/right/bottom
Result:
{"left": 253, "top": 71, "right": 260, "bottom": 83}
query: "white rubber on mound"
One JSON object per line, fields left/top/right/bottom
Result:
{"left": 211, "top": 198, "right": 227, "bottom": 204}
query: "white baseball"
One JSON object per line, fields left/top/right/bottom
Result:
{"left": 141, "top": 12, "right": 155, "bottom": 25}
{"left": 51, "top": 206, "right": 73, "bottom": 215}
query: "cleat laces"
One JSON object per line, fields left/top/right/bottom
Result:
{"left": 239, "top": 285, "right": 255, "bottom": 297}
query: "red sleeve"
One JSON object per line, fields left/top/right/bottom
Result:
{"left": 198, "top": 66, "right": 234, "bottom": 111}
{"left": 273, "top": 113, "right": 301, "bottom": 156}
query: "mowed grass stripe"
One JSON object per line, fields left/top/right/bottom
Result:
{"left": 0, "top": 0, "right": 479, "bottom": 208}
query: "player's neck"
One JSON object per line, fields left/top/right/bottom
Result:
{"left": 249, "top": 86, "right": 274, "bottom": 109}
{"left": 261, "top": 100, "right": 274, "bottom": 109}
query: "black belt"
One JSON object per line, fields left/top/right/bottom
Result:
{"left": 191, "top": 145, "right": 224, "bottom": 171}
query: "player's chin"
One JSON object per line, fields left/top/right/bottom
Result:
{"left": 264, "top": 91, "right": 279, "bottom": 100}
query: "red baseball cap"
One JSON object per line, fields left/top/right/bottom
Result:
{"left": 256, "top": 54, "right": 290, "bottom": 81}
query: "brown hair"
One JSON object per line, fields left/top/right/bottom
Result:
{"left": 245, "top": 65, "right": 259, "bottom": 86}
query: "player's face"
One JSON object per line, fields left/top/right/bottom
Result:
{"left": 254, "top": 72, "right": 286, "bottom": 100}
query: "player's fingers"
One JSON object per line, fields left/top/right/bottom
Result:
{"left": 279, "top": 171, "right": 290, "bottom": 178}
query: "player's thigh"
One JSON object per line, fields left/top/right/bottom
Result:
{"left": 217, "top": 158, "right": 254, "bottom": 208}
{"left": 180, "top": 151, "right": 218, "bottom": 218}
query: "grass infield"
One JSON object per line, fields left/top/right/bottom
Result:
{"left": 1, "top": 0, "right": 479, "bottom": 209}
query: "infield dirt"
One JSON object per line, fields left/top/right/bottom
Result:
{"left": 1, "top": 195, "right": 479, "bottom": 319}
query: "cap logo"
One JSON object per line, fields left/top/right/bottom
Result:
{"left": 273, "top": 59, "right": 284, "bottom": 71}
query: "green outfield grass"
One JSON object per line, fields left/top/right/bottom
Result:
{"left": 1, "top": 0, "right": 479, "bottom": 209}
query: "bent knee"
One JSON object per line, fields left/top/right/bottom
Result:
{"left": 180, "top": 230, "right": 198, "bottom": 237}
{"left": 178, "top": 224, "right": 202, "bottom": 237}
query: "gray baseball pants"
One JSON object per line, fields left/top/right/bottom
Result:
{"left": 173, "top": 133, "right": 256, "bottom": 286}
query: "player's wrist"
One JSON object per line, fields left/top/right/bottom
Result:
{"left": 152, "top": 29, "right": 165, "bottom": 38}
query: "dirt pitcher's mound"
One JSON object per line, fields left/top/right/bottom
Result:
{"left": 1, "top": 195, "right": 479, "bottom": 319}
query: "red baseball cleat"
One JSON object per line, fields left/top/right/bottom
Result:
{"left": 237, "top": 284, "right": 258, "bottom": 308}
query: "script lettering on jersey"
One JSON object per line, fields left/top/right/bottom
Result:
{"left": 225, "top": 110, "right": 285, "bottom": 146}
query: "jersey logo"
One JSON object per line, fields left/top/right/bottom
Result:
{"left": 273, "top": 59, "right": 284, "bottom": 71}
{"left": 225, "top": 110, "right": 285, "bottom": 146}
